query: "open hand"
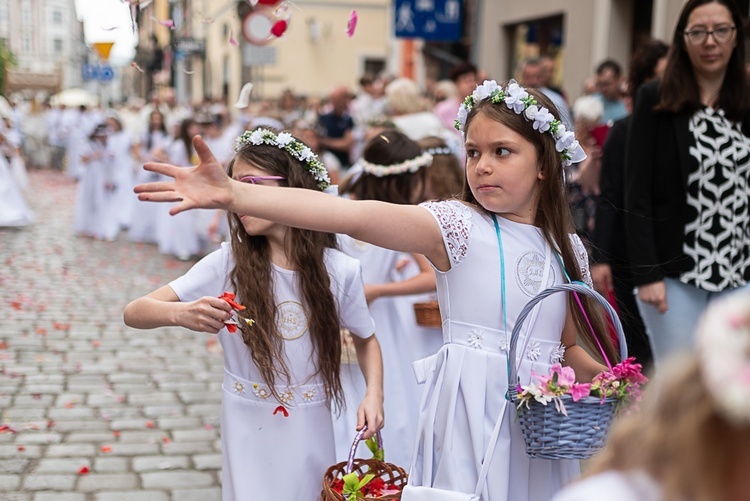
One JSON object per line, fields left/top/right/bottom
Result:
{"left": 135, "top": 135, "right": 234, "bottom": 215}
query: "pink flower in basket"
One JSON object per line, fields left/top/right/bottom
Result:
{"left": 516, "top": 358, "right": 648, "bottom": 416}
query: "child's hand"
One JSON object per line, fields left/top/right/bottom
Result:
{"left": 136, "top": 136, "right": 233, "bottom": 215}
{"left": 363, "top": 284, "right": 381, "bottom": 305}
{"left": 176, "top": 296, "right": 233, "bottom": 334}
{"left": 356, "top": 392, "right": 384, "bottom": 439}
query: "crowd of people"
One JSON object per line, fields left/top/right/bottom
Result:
{"left": 4, "top": 1, "right": 750, "bottom": 498}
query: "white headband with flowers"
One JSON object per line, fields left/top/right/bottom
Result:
{"left": 235, "top": 128, "right": 331, "bottom": 191}
{"left": 455, "top": 79, "right": 586, "bottom": 168}
{"left": 358, "top": 151, "right": 433, "bottom": 178}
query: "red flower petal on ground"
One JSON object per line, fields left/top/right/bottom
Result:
{"left": 77, "top": 466, "right": 89, "bottom": 475}
{"left": 100, "top": 445, "right": 112, "bottom": 453}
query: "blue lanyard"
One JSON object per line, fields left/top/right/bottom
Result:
{"left": 491, "top": 214, "right": 510, "bottom": 383}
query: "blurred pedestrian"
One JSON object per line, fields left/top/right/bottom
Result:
{"left": 624, "top": 0, "right": 750, "bottom": 365}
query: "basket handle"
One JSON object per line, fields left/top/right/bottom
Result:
{"left": 346, "top": 425, "right": 382, "bottom": 474}
{"left": 507, "top": 282, "right": 628, "bottom": 390}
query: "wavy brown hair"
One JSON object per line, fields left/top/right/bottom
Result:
{"left": 225, "top": 135, "right": 344, "bottom": 409}
{"left": 462, "top": 87, "right": 620, "bottom": 364}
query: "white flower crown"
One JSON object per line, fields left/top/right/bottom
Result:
{"left": 358, "top": 151, "right": 433, "bottom": 178}
{"left": 423, "top": 146, "right": 452, "bottom": 156}
{"left": 697, "top": 292, "right": 750, "bottom": 424}
{"left": 235, "top": 129, "right": 331, "bottom": 191}
{"left": 454, "top": 79, "right": 586, "bottom": 168}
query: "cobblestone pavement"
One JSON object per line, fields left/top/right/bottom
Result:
{"left": 0, "top": 171, "right": 225, "bottom": 500}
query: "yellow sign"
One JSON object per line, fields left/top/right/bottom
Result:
{"left": 92, "top": 42, "right": 115, "bottom": 61}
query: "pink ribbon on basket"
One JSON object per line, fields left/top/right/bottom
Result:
{"left": 570, "top": 280, "right": 612, "bottom": 371}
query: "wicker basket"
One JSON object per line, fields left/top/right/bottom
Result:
{"left": 508, "top": 282, "right": 628, "bottom": 460}
{"left": 413, "top": 301, "right": 442, "bottom": 328}
{"left": 340, "top": 329, "right": 359, "bottom": 365}
{"left": 321, "top": 428, "right": 408, "bottom": 500}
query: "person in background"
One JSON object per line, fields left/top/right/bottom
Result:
{"left": 318, "top": 85, "right": 355, "bottom": 170}
{"left": 590, "top": 39, "right": 669, "bottom": 370}
{"left": 520, "top": 58, "right": 573, "bottom": 130}
{"left": 434, "top": 61, "right": 480, "bottom": 133}
{"left": 594, "top": 59, "right": 629, "bottom": 125}
{"left": 624, "top": 0, "right": 750, "bottom": 365}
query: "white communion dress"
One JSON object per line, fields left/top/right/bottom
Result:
{"left": 0, "top": 154, "right": 33, "bottom": 227}
{"left": 169, "top": 242, "right": 375, "bottom": 501}
{"left": 408, "top": 200, "right": 587, "bottom": 501}
{"left": 337, "top": 235, "right": 421, "bottom": 469}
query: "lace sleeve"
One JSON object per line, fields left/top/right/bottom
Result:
{"left": 569, "top": 234, "right": 593, "bottom": 288}
{"left": 420, "top": 200, "right": 473, "bottom": 268}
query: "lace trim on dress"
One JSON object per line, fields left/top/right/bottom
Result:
{"left": 421, "top": 200, "right": 473, "bottom": 268}
{"left": 569, "top": 234, "right": 593, "bottom": 288}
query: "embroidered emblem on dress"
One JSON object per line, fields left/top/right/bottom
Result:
{"left": 550, "top": 343, "right": 566, "bottom": 364}
{"left": 526, "top": 341, "right": 542, "bottom": 361}
{"left": 279, "top": 388, "right": 294, "bottom": 405}
{"left": 276, "top": 301, "right": 308, "bottom": 340}
{"left": 516, "top": 251, "right": 556, "bottom": 297}
{"left": 233, "top": 381, "right": 245, "bottom": 395}
{"left": 252, "top": 384, "right": 270, "bottom": 399}
{"left": 468, "top": 328, "right": 484, "bottom": 349}
{"left": 302, "top": 388, "right": 317, "bottom": 402}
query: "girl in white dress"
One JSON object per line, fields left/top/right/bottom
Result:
{"left": 124, "top": 128, "right": 384, "bottom": 501}
{"left": 135, "top": 80, "right": 620, "bottom": 501}
{"left": 335, "top": 129, "right": 437, "bottom": 468}
{"left": 156, "top": 118, "right": 202, "bottom": 260}
{"left": 128, "top": 110, "right": 169, "bottom": 244}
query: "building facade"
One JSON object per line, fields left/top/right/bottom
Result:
{"left": 474, "top": 0, "right": 749, "bottom": 104}
{"left": 0, "top": 0, "right": 85, "bottom": 95}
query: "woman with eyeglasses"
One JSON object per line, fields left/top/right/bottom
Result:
{"left": 624, "top": 0, "right": 750, "bottom": 366}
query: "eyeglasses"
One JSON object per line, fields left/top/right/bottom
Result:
{"left": 683, "top": 25, "right": 736, "bottom": 45}
{"left": 238, "top": 175, "right": 286, "bottom": 185}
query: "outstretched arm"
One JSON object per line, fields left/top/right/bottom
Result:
{"left": 136, "top": 136, "right": 450, "bottom": 270}
{"left": 123, "top": 285, "right": 232, "bottom": 333}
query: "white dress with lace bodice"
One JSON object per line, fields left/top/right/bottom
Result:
{"left": 408, "top": 200, "right": 586, "bottom": 501}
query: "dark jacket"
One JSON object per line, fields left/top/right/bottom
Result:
{"left": 624, "top": 79, "right": 750, "bottom": 286}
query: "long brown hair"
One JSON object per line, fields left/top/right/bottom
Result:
{"left": 657, "top": 0, "right": 749, "bottom": 122}
{"left": 462, "top": 87, "right": 620, "bottom": 364}
{"left": 225, "top": 137, "right": 345, "bottom": 409}
{"left": 585, "top": 355, "right": 750, "bottom": 501}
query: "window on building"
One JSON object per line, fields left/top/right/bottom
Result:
{"left": 363, "top": 58, "right": 386, "bottom": 78}
{"left": 22, "top": 33, "right": 31, "bottom": 53}
{"left": 0, "top": 6, "right": 7, "bottom": 24}
{"left": 52, "top": 10, "right": 63, "bottom": 25}
{"left": 22, "top": 1, "right": 31, "bottom": 25}
{"left": 54, "top": 38, "right": 63, "bottom": 54}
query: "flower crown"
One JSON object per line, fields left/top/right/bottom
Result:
{"left": 235, "top": 129, "right": 331, "bottom": 191}
{"left": 423, "top": 146, "right": 452, "bottom": 156}
{"left": 697, "top": 292, "right": 750, "bottom": 424}
{"left": 454, "top": 79, "right": 586, "bottom": 168}
{"left": 358, "top": 151, "right": 433, "bottom": 178}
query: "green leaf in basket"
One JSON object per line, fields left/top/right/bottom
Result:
{"left": 365, "top": 436, "right": 384, "bottom": 461}
{"left": 342, "top": 472, "right": 375, "bottom": 500}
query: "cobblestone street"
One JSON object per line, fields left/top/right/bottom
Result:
{"left": 0, "top": 171, "right": 225, "bottom": 500}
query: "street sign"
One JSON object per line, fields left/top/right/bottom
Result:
{"left": 394, "top": 0, "right": 462, "bottom": 41}
{"left": 82, "top": 64, "right": 115, "bottom": 83}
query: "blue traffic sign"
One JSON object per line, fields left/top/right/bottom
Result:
{"left": 82, "top": 64, "right": 115, "bottom": 82}
{"left": 394, "top": 0, "right": 462, "bottom": 41}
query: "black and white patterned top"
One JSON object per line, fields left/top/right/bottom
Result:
{"left": 683, "top": 107, "right": 750, "bottom": 291}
